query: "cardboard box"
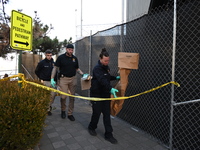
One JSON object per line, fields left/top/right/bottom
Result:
{"left": 118, "top": 52, "right": 139, "bottom": 69}
{"left": 81, "top": 78, "right": 91, "bottom": 90}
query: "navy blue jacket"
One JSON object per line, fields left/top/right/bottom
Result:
{"left": 35, "top": 58, "right": 56, "bottom": 81}
{"left": 90, "top": 60, "right": 116, "bottom": 98}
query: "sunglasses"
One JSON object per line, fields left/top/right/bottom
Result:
{"left": 46, "top": 55, "right": 52, "bottom": 56}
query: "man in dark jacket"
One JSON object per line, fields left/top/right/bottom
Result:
{"left": 35, "top": 50, "right": 56, "bottom": 116}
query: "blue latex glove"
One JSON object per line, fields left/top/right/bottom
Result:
{"left": 82, "top": 73, "right": 89, "bottom": 78}
{"left": 82, "top": 73, "right": 89, "bottom": 80}
{"left": 116, "top": 76, "right": 120, "bottom": 80}
{"left": 110, "top": 88, "right": 119, "bottom": 98}
{"left": 51, "top": 78, "right": 56, "bottom": 88}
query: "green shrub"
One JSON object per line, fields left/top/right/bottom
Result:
{"left": 0, "top": 80, "right": 51, "bottom": 150}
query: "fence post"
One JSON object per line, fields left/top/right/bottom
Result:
{"left": 88, "top": 30, "right": 92, "bottom": 98}
{"left": 120, "top": 25, "right": 124, "bottom": 52}
{"left": 169, "top": 0, "right": 177, "bottom": 149}
{"left": 89, "top": 30, "right": 92, "bottom": 76}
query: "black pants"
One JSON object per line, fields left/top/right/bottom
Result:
{"left": 88, "top": 100, "right": 113, "bottom": 138}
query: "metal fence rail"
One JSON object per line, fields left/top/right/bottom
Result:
{"left": 75, "top": 0, "right": 199, "bottom": 149}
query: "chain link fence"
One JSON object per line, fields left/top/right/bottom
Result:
{"left": 75, "top": 0, "right": 199, "bottom": 149}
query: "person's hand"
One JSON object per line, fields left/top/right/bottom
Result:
{"left": 110, "top": 88, "right": 119, "bottom": 98}
{"left": 82, "top": 73, "right": 89, "bottom": 78}
{"left": 116, "top": 76, "right": 120, "bottom": 80}
{"left": 51, "top": 78, "right": 56, "bottom": 88}
{"left": 82, "top": 73, "right": 90, "bottom": 80}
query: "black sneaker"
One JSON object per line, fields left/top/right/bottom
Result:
{"left": 47, "top": 111, "right": 52, "bottom": 116}
{"left": 88, "top": 128, "right": 97, "bottom": 136}
{"left": 105, "top": 136, "right": 118, "bottom": 144}
{"left": 61, "top": 111, "right": 66, "bottom": 119}
{"left": 68, "top": 115, "right": 75, "bottom": 121}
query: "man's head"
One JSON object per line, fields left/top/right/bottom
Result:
{"left": 66, "top": 44, "right": 74, "bottom": 56}
{"left": 45, "top": 50, "right": 52, "bottom": 60}
{"left": 3, "top": 73, "right": 8, "bottom": 78}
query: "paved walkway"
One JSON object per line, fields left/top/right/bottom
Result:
{"left": 35, "top": 96, "right": 168, "bottom": 150}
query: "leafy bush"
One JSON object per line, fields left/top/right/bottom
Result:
{"left": 0, "top": 80, "right": 50, "bottom": 150}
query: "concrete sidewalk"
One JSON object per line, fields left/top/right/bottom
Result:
{"left": 35, "top": 96, "right": 168, "bottom": 150}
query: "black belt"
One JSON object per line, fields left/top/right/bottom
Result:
{"left": 61, "top": 74, "right": 74, "bottom": 78}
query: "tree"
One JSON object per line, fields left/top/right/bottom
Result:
{"left": 32, "top": 11, "right": 72, "bottom": 55}
{"left": 0, "top": 0, "right": 12, "bottom": 58}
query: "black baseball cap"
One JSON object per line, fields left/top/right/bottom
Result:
{"left": 66, "top": 44, "right": 74, "bottom": 49}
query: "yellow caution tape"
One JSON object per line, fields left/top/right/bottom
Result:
{"left": 0, "top": 74, "right": 19, "bottom": 81}
{"left": 0, "top": 73, "right": 180, "bottom": 101}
